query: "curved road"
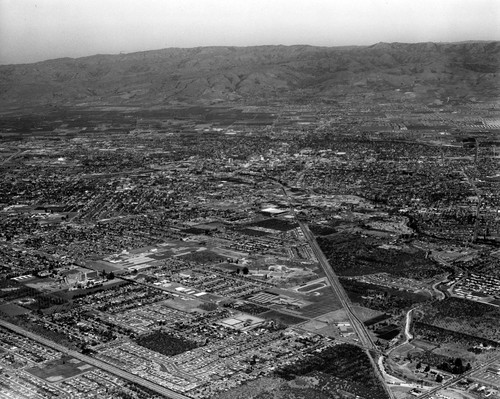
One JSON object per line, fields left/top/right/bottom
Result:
{"left": 431, "top": 279, "right": 447, "bottom": 300}
{"left": 404, "top": 308, "right": 414, "bottom": 342}
{"left": 0, "top": 320, "right": 190, "bottom": 399}
{"left": 378, "top": 355, "right": 406, "bottom": 385}
{"left": 387, "top": 307, "right": 415, "bottom": 358}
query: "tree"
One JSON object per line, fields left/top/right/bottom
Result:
{"left": 242, "top": 267, "right": 249, "bottom": 275}
{"left": 107, "top": 271, "right": 115, "bottom": 280}
{"left": 440, "top": 362, "right": 451, "bottom": 372}
{"left": 424, "top": 365, "right": 431, "bottom": 372}
{"left": 436, "top": 374, "right": 443, "bottom": 383}
{"left": 416, "top": 362, "right": 422, "bottom": 369}
{"left": 453, "top": 358, "right": 464, "bottom": 374}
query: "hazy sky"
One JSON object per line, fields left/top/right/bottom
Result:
{"left": 1, "top": 0, "right": 499, "bottom": 65}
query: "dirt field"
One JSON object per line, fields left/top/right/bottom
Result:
{"left": 27, "top": 356, "right": 92, "bottom": 382}
{"left": 259, "top": 309, "right": 308, "bottom": 325}
{"left": 0, "top": 303, "right": 30, "bottom": 316}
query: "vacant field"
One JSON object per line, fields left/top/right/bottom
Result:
{"left": 27, "top": 356, "right": 92, "bottom": 382}
{"left": 259, "top": 310, "right": 308, "bottom": 325}
{"left": 0, "top": 303, "right": 30, "bottom": 316}
{"left": 390, "top": 342, "right": 420, "bottom": 360}
{"left": 163, "top": 297, "right": 204, "bottom": 313}
{"left": 412, "top": 339, "right": 439, "bottom": 352}
{"left": 351, "top": 306, "right": 385, "bottom": 323}
{"left": 300, "top": 319, "right": 328, "bottom": 332}
{"left": 179, "top": 249, "right": 226, "bottom": 264}
{"left": 86, "top": 260, "right": 121, "bottom": 273}
{"left": 316, "top": 309, "right": 349, "bottom": 323}
{"left": 294, "top": 287, "right": 344, "bottom": 319}
{"left": 432, "top": 343, "right": 476, "bottom": 364}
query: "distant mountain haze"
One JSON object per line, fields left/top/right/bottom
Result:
{"left": 1, "top": 42, "right": 499, "bottom": 108}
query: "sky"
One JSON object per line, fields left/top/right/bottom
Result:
{"left": 1, "top": 0, "right": 499, "bottom": 65}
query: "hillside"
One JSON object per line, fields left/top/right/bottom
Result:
{"left": 0, "top": 42, "right": 499, "bottom": 108}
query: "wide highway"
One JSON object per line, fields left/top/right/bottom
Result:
{"left": 0, "top": 320, "right": 190, "bottom": 399}
{"left": 279, "top": 184, "right": 376, "bottom": 348}
{"left": 298, "top": 220, "right": 377, "bottom": 350}
{"left": 297, "top": 220, "right": 397, "bottom": 399}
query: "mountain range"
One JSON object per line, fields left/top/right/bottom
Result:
{"left": 1, "top": 41, "right": 499, "bottom": 109}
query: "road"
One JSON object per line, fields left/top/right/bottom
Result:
{"left": 298, "top": 220, "right": 376, "bottom": 350}
{"left": 378, "top": 355, "right": 406, "bottom": 384}
{"left": 0, "top": 150, "right": 25, "bottom": 166}
{"left": 430, "top": 278, "right": 447, "bottom": 300}
{"left": 461, "top": 168, "right": 481, "bottom": 244}
{"left": 403, "top": 308, "right": 414, "bottom": 343}
{"left": 387, "top": 307, "right": 416, "bottom": 358}
{"left": 0, "top": 320, "right": 190, "bottom": 399}
{"left": 297, "top": 220, "right": 397, "bottom": 399}
{"left": 278, "top": 184, "right": 395, "bottom": 397}
{"left": 417, "top": 354, "right": 500, "bottom": 399}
